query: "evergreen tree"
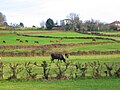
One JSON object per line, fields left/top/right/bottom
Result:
{"left": 19, "top": 22, "right": 24, "bottom": 27}
{"left": 46, "top": 18, "right": 54, "bottom": 30}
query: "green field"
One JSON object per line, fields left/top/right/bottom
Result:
{"left": 0, "top": 30, "right": 119, "bottom": 54}
{"left": 1, "top": 54, "right": 120, "bottom": 63}
{"left": 0, "top": 32, "right": 100, "bottom": 45}
{"left": 71, "top": 43, "right": 120, "bottom": 51}
{"left": 0, "top": 54, "right": 120, "bottom": 90}
{"left": 1, "top": 54, "right": 120, "bottom": 79}
{"left": 0, "top": 29, "right": 120, "bottom": 90}
{"left": 0, "top": 78, "right": 120, "bottom": 90}
{"left": 0, "top": 30, "right": 118, "bottom": 45}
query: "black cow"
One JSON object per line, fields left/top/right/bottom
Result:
{"left": 3, "top": 40, "right": 6, "bottom": 43}
{"left": 34, "top": 41, "right": 39, "bottom": 44}
{"left": 51, "top": 53, "right": 66, "bottom": 63}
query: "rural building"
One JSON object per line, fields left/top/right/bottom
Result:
{"left": 60, "top": 19, "right": 72, "bottom": 26}
{"left": 111, "top": 21, "right": 120, "bottom": 30}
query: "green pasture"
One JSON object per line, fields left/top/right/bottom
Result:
{"left": 0, "top": 78, "right": 120, "bottom": 90}
{"left": 0, "top": 29, "right": 120, "bottom": 90}
{"left": 0, "top": 54, "right": 120, "bottom": 80}
{"left": 1, "top": 54, "right": 120, "bottom": 63}
{"left": 20, "top": 30, "right": 98, "bottom": 37}
{"left": 0, "top": 33, "right": 98, "bottom": 45}
{"left": 0, "top": 30, "right": 114, "bottom": 45}
{"left": 71, "top": 43, "right": 120, "bottom": 51}
{"left": 49, "top": 42, "right": 120, "bottom": 53}
{"left": 0, "top": 30, "right": 120, "bottom": 57}
{"left": 18, "top": 30, "right": 120, "bottom": 41}
{"left": 0, "top": 54, "right": 120, "bottom": 90}
{"left": 0, "top": 42, "right": 119, "bottom": 54}
{"left": 100, "top": 35, "right": 120, "bottom": 40}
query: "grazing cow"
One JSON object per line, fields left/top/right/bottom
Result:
{"left": 34, "top": 41, "right": 39, "bottom": 44}
{"left": 92, "top": 38, "right": 96, "bottom": 42}
{"left": 51, "top": 53, "right": 66, "bottom": 63}
{"left": 56, "top": 40, "right": 60, "bottom": 43}
{"left": 3, "top": 40, "right": 6, "bottom": 43}
{"left": 20, "top": 40, "right": 23, "bottom": 43}
{"left": 16, "top": 38, "right": 20, "bottom": 41}
{"left": 50, "top": 40, "right": 54, "bottom": 42}
{"left": 25, "top": 40, "right": 28, "bottom": 43}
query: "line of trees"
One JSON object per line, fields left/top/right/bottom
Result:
{"left": 44, "top": 13, "right": 114, "bottom": 31}
{"left": 60, "top": 13, "right": 112, "bottom": 32}
{"left": 0, "top": 11, "right": 117, "bottom": 31}
{"left": 0, "top": 12, "right": 25, "bottom": 28}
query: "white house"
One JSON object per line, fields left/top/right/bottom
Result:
{"left": 60, "top": 19, "right": 71, "bottom": 26}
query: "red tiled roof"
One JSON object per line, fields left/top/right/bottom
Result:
{"left": 111, "top": 21, "right": 120, "bottom": 24}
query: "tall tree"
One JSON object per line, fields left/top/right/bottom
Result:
{"left": 40, "top": 21, "right": 45, "bottom": 29}
{"left": 46, "top": 18, "right": 54, "bottom": 30}
{"left": 67, "top": 13, "right": 82, "bottom": 31}
{"left": 3, "top": 22, "right": 8, "bottom": 26}
{"left": 0, "top": 12, "right": 6, "bottom": 26}
{"left": 19, "top": 22, "right": 24, "bottom": 27}
{"left": 84, "top": 19, "right": 99, "bottom": 31}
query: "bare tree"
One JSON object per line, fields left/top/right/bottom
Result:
{"left": 41, "top": 61, "right": 51, "bottom": 80}
{"left": 89, "top": 61, "right": 102, "bottom": 78}
{"left": 24, "top": 62, "right": 37, "bottom": 80}
{"left": 8, "top": 63, "right": 23, "bottom": 80}
{"left": 40, "top": 21, "right": 45, "bottom": 29}
{"left": 67, "top": 13, "right": 82, "bottom": 31}
{"left": 74, "top": 62, "right": 88, "bottom": 78}
{"left": 84, "top": 19, "right": 99, "bottom": 31}
{"left": 0, "top": 62, "right": 4, "bottom": 80}
{"left": 104, "top": 63, "right": 113, "bottom": 77}
{"left": 54, "top": 63, "right": 69, "bottom": 79}
{"left": 0, "top": 12, "right": 6, "bottom": 26}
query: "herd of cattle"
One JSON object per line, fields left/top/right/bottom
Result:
{"left": 2, "top": 37, "right": 96, "bottom": 44}
{"left": 16, "top": 38, "right": 39, "bottom": 44}
{"left": 2, "top": 38, "right": 62, "bottom": 44}
{"left": 1, "top": 37, "right": 96, "bottom": 62}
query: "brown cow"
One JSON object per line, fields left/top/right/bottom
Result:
{"left": 56, "top": 40, "right": 60, "bottom": 43}
{"left": 20, "top": 40, "right": 23, "bottom": 43}
{"left": 50, "top": 40, "right": 54, "bottom": 42}
{"left": 25, "top": 40, "right": 28, "bottom": 43}
{"left": 16, "top": 38, "right": 20, "bottom": 41}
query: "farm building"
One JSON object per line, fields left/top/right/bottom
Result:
{"left": 111, "top": 21, "right": 120, "bottom": 30}
{"left": 60, "top": 19, "right": 72, "bottom": 26}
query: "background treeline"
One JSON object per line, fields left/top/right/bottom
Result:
{"left": 61, "top": 13, "right": 118, "bottom": 31}
{"left": 0, "top": 12, "right": 119, "bottom": 31}
{"left": 45, "top": 13, "right": 118, "bottom": 31}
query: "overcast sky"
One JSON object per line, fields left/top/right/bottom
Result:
{"left": 0, "top": 0, "right": 120, "bottom": 27}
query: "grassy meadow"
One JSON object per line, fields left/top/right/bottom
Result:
{"left": 0, "top": 30, "right": 117, "bottom": 45}
{"left": 0, "top": 78, "right": 120, "bottom": 90}
{"left": 0, "top": 54, "right": 120, "bottom": 90}
{"left": 0, "top": 29, "right": 120, "bottom": 90}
